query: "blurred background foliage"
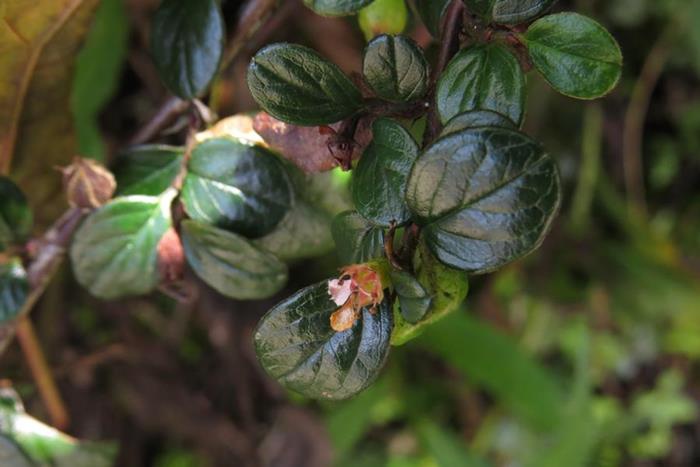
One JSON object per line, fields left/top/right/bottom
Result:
{"left": 2, "top": 0, "right": 700, "bottom": 466}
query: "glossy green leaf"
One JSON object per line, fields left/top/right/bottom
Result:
{"left": 0, "top": 177, "right": 32, "bottom": 251}
{"left": 358, "top": 0, "right": 408, "bottom": 40}
{"left": 0, "top": 259, "right": 28, "bottom": 324}
{"left": 390, "top": 270, "right": 431, "bottom": 324}
{"left": 181, "top": 137, "right": 292, "bottom": 238}
{"left": 416, "top": 0, "right": 450, "bottom": 37}
{"left": 465, "top": 0, "right": 556, "bottom": 25}
{"left": 303, "top": 0, "right": 375, "bottom": 16}
{"left": 181, "top": 220, "right": 288, "bottom": 300}
{"left": 524, "top": 13, "right": 623, "bottom": 99}
{"left": 406, "top": 127, "right": 560, "bottom": 273}
{"left": 362, "top": 35, "right": 428, "bottom": 103}
{"left": 332, "top": 211, "right": 385, "bottom": 264}
{"left": 151, "top": 0, "right": 225, "bottom": 99}
{"left": 70, "top": 190, "right": 176, "bottom": 299}
{"left": 113, "top": 145, "right": 183, "bottom": 196}
{"left": 436, "top": 43, "right": 526, "bottom": 126}
{"left": 248, "top": 43, "right": 363, "bottom": 125}
{"left": 441, "top": 110, "right": 516, "bottom": 136}
{"left": 352, "top": 118, "right": 419, "bottom": 226}
{"left": 254, "top": 280, "right": 393, "bottom": 400}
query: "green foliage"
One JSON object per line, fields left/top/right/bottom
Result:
{"left": 416, "top": 0, "right": 450, "bottom": 37}
{"left": 113, "top": 145, "right": 184, "bottom": 196}
{"left": 0, "top": 259, "right": 28, "bottom": 323}
{"left": 465, "top": 0, "right": 556, "bottom": 25}
{"left": 331, "top": 211, "right": 385, "bottom": 264}
{"left": 0, "top": 177, "right": 32, "bottom": 251}
{"left": 389, "top": 270, "right": 431, "bottom": 324}
{"left": 303, "top": 0, "right": 376, "bottom": 17}
{"left": 441, "top": 110, "right": 516, "bottom": 136}
{"left": 358, "top": 0, "right": 408, "bottom": 40}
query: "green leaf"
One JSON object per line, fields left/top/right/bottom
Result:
{"left": 358, "top": 0, "right": 408, "bottom": 40}
{"left": 332, "top": 211, "right": 385, "bottom": 264}
{"left": 524, "top": 13, "right": 623, "bottom": 99}
{"left": 441, "top": 110, "right": 516, "bottom": 136}
{"left": 181, "top": 220, "right": 288, "bottom": 300}
{"left": 113, "top": 145, "right": 184, "bottom": 196}
{"left": 362, "top": 35, "right": 428, "bottom": 103}
{"left": 465, "top": 0, "right": 556, "bottom": 25}
{"left": 0, "top": 259, "right": 28, "bottom": 324}
{"left": 352, "top": 118, "right": 419, "bottom": 226}
{"left": 304, "top": 0, "right": 375, "bottom": 17}
{"left": 70, "top": 189, "right": 176, "bottom": 299}
{"left": 248, "top": 43, "right": 363, "bottom": 125}
{"left": 254, "top": 281, "right": 393, "bottom": 400}
{"left": 181, "top": 137, "right": 293, "bottom": 238}
{"left": 416, "top": 0, "right": 450, "bottom": 37}
{"left": 415, "top": 421, "right": 492, "bottom": 467}
{"left": 436, "top": 43, "right": 526, "bottom": 126}
{"left": 0, "top": 436, "right": 32, "bottom": 467}
{"left": 151, "top": 0, "right": 225, "bottom": 99}
{"left": 389, "top": 270, "right": 431, "bottom": 324}
{"left": 406, "top": 127, "right": 560, "bottom": 273}
{"left": 0, "top": 177, "right": 32, "bottom": 251}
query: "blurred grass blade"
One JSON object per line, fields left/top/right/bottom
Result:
{"left": 415, "top": 421, "right": 492, "bottom": 467}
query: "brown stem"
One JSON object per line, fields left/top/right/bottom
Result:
{"left": 384, "top": 221, "right": 403, "bottom": 270}
{"left": 219, "top": 0, "right": 279, "bottom": 73}
{"left": 129, "top": 96, "right": 190, "bottom": 146}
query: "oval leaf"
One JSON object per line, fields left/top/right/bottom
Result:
{"left": 362, "top": 35, "right": 429, "bottom": 103}
{"left": 406, "top": 128, "right": 561, "bottom": 273}
{"left": 436, "top": 43, "right": 526, "bottom": 126}
{"left": 0, "top": 259, "right": 28, "bottom": 323}
{"left": 465, "top": 0, "right": 556, "bottom": 25}
{"left": 358, "top": 0, "right": 408, "bottom": 40}
{"left": 0, "top": 177, "right": 32, "bottom": 251}
{"left": 390, "top": 270, "right": 431, "bottom": 324}
{"left": 151, "top": 0, "right": 225, "bottom": 99}
{"left": 254, "top": 280, "right": 393, "bottom": 400}
{"left": 181, "top": 220, "right": 288, "bottom": 300}
{"left": 332, "top": 211, "right": 385, "bottom": 265}
{"left": 181, "top": 137, "right": 293, "bottom": 238}
{"left": 352, "top": 118, "right": 419, "bottom": 226}
{"left": 248, "top": 43, "right": 363, "bottom": 125}
{"left": 441, "top": 110, "right": 516, "bottom": 136}
{"left": 70, "top": 190, "right": 176, "bottom": 299}
{"left": 416, "top": 0, "right": 450, "bottom": 37}
{"left": 524, "top": 13, "right": 623, "bottom": 99}
{"left": 113, "top": 145, "right": 184, "bottom": 196}
{"left": 303, "top": 0, "right": 375, "bottom": 16}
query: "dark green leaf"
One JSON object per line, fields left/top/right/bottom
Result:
{"left": 352, "top": 118, "right": 419, "bottom": 226}
{"left": 70, "top": 190, "right": 176, "bottom": 299}
{"left": 248, "top": 43, "right": 363, "bottom": 125}
{"left": 441, "top": 110, "right": 516, "bottom": 136}
{"left": 0, "top": 178, "right": 32, "bottom": 251}
{"left": 465, "top": 0, "right": 556, "bottom": 25}
{"left": 406, "top": 127, "right": 560, "bottom": 273}
{"left": 181, "top": 220, "right": 288, "bottom": 300}
{"left": 524, "top": 13, "right": 623, "bottom": 99}
{"left": 416, "top": 0, "right": 450, "bottom": 37}
{"left": 303, "top": 0, "right": 375, "bottom": 17}
{"left": 181, "top": 137, "right": 293, "bottom": 238}
{"left": 151, "top": 0, "right": 225, "bottom": 99}
{"left": 436, "top": 43, "right": 526, "bottom": 126}
{"left": 390, "top": 270, "right": 431, "bottom": 324}
{"left": 113, "top": 145, "right": 183, "bottom": 196}
{"left": 254, "top": 280, "right": 393, "bottom": 400}
{"left": 332, "top": 211, "right": 385, "bottom": 264}
{"left": 362, "top": 35, "right": 429, "bottom": 103}
{"left": 0, "top": 259, "right": 28, "bottom": 324}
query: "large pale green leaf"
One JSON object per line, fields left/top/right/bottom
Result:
{"left": 70, "top": 189, "right": 176, "bottom": 299}
{"left": 406, "top": 127, "right": 560, "bottom": 273}
{"left": 0, "top": 177, "right": 32, "bottom": 251}
{"left": 303, "top": 0, "right": 375, "bottom": 17}
{"left": 181, "top": 220, "right": 288, "bottom": 300}
{"left": 113, "top": 145, "right": 183, "bottom": 196}
{"left": 436, "top": 43, "right": 526, "bottom": 126}
{"left": 352, "top": 118, "right": 419, "bottom": 226}
{"left": 524, "top": 13, "right": 623, "bottom": 99}
{"left": 465, "top": 0, "right": 556, "bottom": 24}
{"left": 0, "top": 436, "right": 32, "bottom": 467}
{"left": 332, "top": 211, "right": 385, "bottom": 264}
{"left": 181, "top": 137, "right": 292, "bottom": 238}
{"left": 150, "top": 0, "right": 224, "bottom": 99}
{"left": 416, "top": 0, "right": 450, "bottom": 37}
{"left": 0, "top": 259, "right": 28, "bottom": 324}
{"left": 254, "top": 281, "right": 393, "bottom": 400}
{"left": 362, "top": 35, "right": 428, "bottom": 103}
{"left": 247, "top": 43, "right": 363, "bottom": 125}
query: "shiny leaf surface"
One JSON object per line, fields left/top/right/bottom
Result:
{"left": 416, "top": 0, "right": 450, "bottom": 37}
{"left": 0, "top": 178, "right": 32, "bottom": 251}
{"left": 465, "top": 0, "right": 557, "bottom": 24}
{"left": 441, "top": 110, "right": 516, "bottom": 136}
{"left": 332, "top": 211, "right": 385, "bottom": 264}
{"left": 0, "top": 260, "right": 28, "bottom": 324}
{"left": 362, "top": 35, "right": 428, "bottom": 103}
{"left": 303, "top": 0, "right": 375, "bottom": 17}
{"left": 113, "top": 145, "right": 183, "bottom": 196}
{"left": 390, "top": 270, "right": 431, "bottom": 324}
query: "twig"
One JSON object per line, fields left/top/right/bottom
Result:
{"left": 128, "top": 96, "right": 190, "bottom": 146}
{"left": 219, "top": 0, "right": 279, "bottom": 73}
{"left": 384, "top": 221, "right": 403, "bottom": 270}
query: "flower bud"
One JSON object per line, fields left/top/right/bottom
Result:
{"left": 61, "top": 157, "right": 116, "bottom": 209}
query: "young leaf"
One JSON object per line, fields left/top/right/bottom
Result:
{"left": 352, "top": 118, "right": 419, "bottom": 226}
{"left": 181, "top": 220, "right": 288, "bottom": 300}
{"left": 181, "top": 137, "right": 293, "bottom": 238}
{"left": 389, "top": 270, "right": 431, "bottom": 324}
{"left": 436, "top": 43, "right": 526, "bottom": 126}
{"left": 416, "top": 0, "right": 450, "bottom": 37}
{"left": 0, "top": 259, "right": 28, "bottom": 324}
{"left": 151, "top": 0, "right": 225, "bottom": 99}
{"left": 441, "top": 110, "right": 517, "bottom": 136}
{"left": 248, "top": 43, "right": 363, "bottom": 125}
{"left": 0, "top": 177, "right": 32, "bottom": 251}
{"left": 332, "top": 211, "right": 385, "bottom": 264}
{"left": 358, "top": 0, "right": 408, "bottom": 40}
{"left": 254, "top": 281, "right": 393, "bottom": 400}
{"left": 113, "top": 145, "right": 184, "bottom": 196}
{"left": 362, "top": 35, "right": 429, "bottom": 103}
{"left": 304, "top": 0, "right": 376, "bottom": 17}
{"left": 465, "top": 0, "right": 556, "bottom": 25}
{"left": 70, "top": 189, "right": 176, "bottom": 299}
{"left": 406, "top": 127, "right": 560, "bottom": 273}
{"left": 524, "top": 13, "right": 623, "bottom": 99}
